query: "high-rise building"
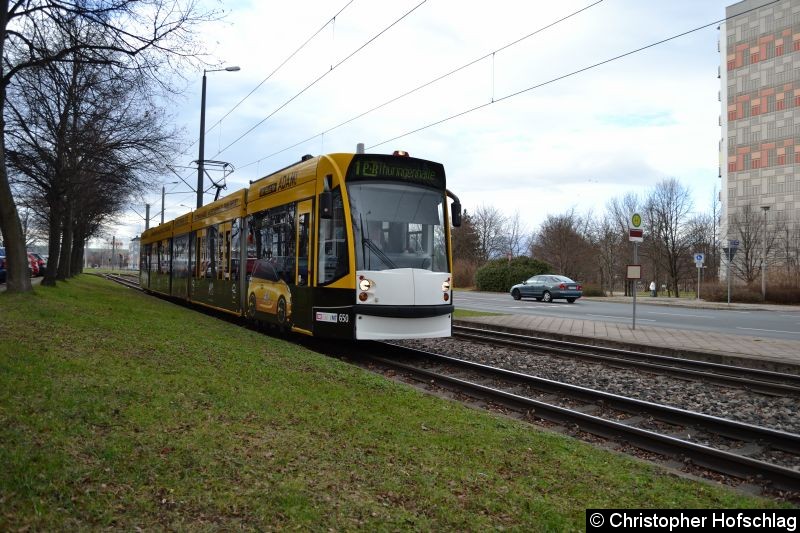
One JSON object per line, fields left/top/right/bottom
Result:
{"left": 720, "top": 0, "right": 800, "bottom": 278}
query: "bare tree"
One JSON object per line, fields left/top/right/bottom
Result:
{"left": 587, "top": 212, "right": 621, "bottom": 295}
{"left": 646, "top": 179, "right": 693, "bottom": 297}
{"left": 531, "top": 208, "right": 592, "bottom": 281}
{"left": 0, "top": 0, "right": 215, "bottom": 293}
{"left": 472, "top": 204, "right": 507, "bottom": 261}
{"left": 505, "top": 210, "right": 528, "bottom": 257}
{"left": 729, "top": 203, "right": 779, "bottom": 285}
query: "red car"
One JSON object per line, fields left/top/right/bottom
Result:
{"left": 30, "top": 252, "right": 46, "bottom": 274}
{"left": 27, "top": 252, "right": 40, "bottom": 277}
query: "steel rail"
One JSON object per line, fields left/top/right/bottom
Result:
{"left": 453, "top": 325, "right": 800, "bottom": 396}
{"left": 366, "top": 344, "right": 800, "bottom": 491}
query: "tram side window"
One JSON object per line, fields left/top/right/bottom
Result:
{"left": 318, "top": 187, "right": 348, "bottom": 284}
{"left": 159, "top": 239, "right": 171, "bottom": 274}
{"left": 215, "top": 222, "right": 232, "bottom": 280}
{"left": 247, "top": 204, "right": 297, "bottom": 285}
{"left": 195, "top": 229, "right": 208, "bottom": 278}
{"left": 207, "top": 225, "right": 218, "bottom": 279}
{"left": 231, "top": 219, "right": 241, "bottom": 278}
{"left": 298, "top": 212, "right": 311, "bottom": 286}
{"left": 173, "top": 235, "right": 190, "bottom": 277}
{"left": 143, "top": 244, "right": 152, "bottom": 272}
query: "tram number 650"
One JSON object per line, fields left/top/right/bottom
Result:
{"left": 338, "top": 313, "right": 349, "bottom": 323}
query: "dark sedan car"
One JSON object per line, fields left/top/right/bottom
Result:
{"left": 510, "top": 274, "right": 583, "bottom": 303}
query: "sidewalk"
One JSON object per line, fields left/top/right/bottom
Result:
{"left": 454, "top": 312, "right": 800, "bottom": 375}
{"left": 584, "top": 293, "right": 800, "bottom": 312}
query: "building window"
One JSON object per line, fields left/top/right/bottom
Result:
{"left": 777, "top": 43, "right": 784, "bottom": 55}
{"left": 728, "top": 109, "right": 737, "bottom": 121}
{"left": 752, "top": 157, "right": 761, "bottom": 169}
{"left": 777, "top": 98, "right": 785, "bottom": 111}
{"left": 728, "top": 161, "right": 737, "bottom": 172}
{"left": 752, "top": 103, "right": 761, "bottom": 116}
{"left": 751, "top": 51, "right": 759, "bottom": 63}
{"left": 794, "top": 39, "right": 800, "bottom": 52}
{"left": 778, "top": 153, "right": 786, "bottom": 165}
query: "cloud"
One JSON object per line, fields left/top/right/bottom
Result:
{"left": 106, "top": 0, "right": 730, "bottom": 243}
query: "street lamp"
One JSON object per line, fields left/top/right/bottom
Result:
{"left": 197, "top": 65, "right": 240, "bottom": 208}
{"left": 761, "top": 205, "right": 770, "bottom": 301}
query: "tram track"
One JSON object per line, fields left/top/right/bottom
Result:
{"left": 347, "top": 342, "right": 800, "bottom": 492}
{"left": 453, "top": 324, "right": 800, "bottom": 396}
{"left": 99, "top": 274, "right": 800, "bottom": 492}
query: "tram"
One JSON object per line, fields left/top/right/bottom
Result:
{"left": 139, "top": 151, "right": 462, "bottom": 339}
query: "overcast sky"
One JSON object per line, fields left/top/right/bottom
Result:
{"left": 113, "top": 0, "right": 735, "bottom": 244}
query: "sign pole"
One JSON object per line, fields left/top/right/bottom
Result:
{"left": 697, "top": 265, "right": 701, "bottom": 300}
{"left": 632, "top": 242, "right": 638, "bottom": 330}
{"left": 727, "top": 249, "right": 731, "bottom": 304}
{"left": 628, "top": 212, "right": 643, "bottom": 331}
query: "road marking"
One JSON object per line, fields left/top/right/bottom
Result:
{"left": 737, "top": 327, "right": 800, "bottom": 335}
{"left": 646, "top": 311, "right": 713, "bottom": 319}
{"left": 587, "top": 314, "right": 656, "bottom": 322}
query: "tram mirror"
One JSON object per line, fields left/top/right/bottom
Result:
{"left": 320, "top": 191, "right": 332, "bottom": 219}
{"left": 451, "top": 200, "right": 462, "bottom": 227}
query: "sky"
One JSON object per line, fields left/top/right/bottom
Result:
{"left": 110, "top": 0, "right": 735, "bottom": 246}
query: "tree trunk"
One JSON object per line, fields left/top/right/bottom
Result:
{"left": 0, "top": 54, "right": 33, "bottom": 293}
{"left": 41, "top": 192, "right": 63, "bottom": 287}
{"left": 57, "top": 200, "right": 73, "bottom": 280}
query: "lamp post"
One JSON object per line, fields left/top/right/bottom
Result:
{"left": 761, "top": 205, "right": 770, "bottom": 301}
{"left": 197, "top": 65, "right": 240, "bottom": 208}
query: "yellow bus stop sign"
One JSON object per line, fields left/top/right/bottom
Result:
{"left": 631, "top": 213, "right": 642, "bottom": 228}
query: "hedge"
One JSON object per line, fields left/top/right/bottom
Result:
{"left": 474, "top": 257, "right": 552, "bottom": 292}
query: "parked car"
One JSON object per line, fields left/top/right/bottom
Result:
{"left": 27, "top": 252, "right": 40, "bottom": 277}
{"left": 30, "top": 252, "right": 46, "bottom": 274}
{"left": 510, "top": 274, "right": 583, "bottom": 303}
{"left": 0, "top": 247, "right": 5, "bottom": 283}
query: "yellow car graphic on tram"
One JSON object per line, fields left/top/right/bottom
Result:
{"left": 247, "top": 258, "right": 292, "bottom": 327}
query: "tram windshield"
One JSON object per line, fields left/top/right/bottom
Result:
{"left": 348, "top": 182, "right": 448, "bottom": 272}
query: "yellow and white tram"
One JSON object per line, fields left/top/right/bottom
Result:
{"left": 139, "top": 151, "right": 462, "bottom": 340}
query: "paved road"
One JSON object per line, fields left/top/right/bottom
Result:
{"left": 454, "top": 291, "right": 800, "bottom": 341}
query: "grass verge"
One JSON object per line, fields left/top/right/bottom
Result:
{"left": 0, "top": 276, "right": 786, "bottom": 529}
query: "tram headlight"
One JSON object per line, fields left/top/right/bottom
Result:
{"left": 442, "top": 278, "right": 451, "bottom": 292}
{"left": 359, "top": 278, "right": 373, "bottom": 291}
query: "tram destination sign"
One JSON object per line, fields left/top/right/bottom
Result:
{"left": 347, "top": 154, "right": 446, "bottom": 189}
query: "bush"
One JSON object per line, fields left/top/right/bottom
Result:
{"left": 474, "top": 257, "right": 551, "bottom": 292}
{"left": 581, "top": 283, "right": 606, "bottom": 297}
{"left": 453, "top": 258, "right": 479, "bottom": 289}
{"left": 700, "top": 282, "right": 800, "bottom": 304}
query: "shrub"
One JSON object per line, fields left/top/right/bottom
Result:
{"left": 700, "top": 282, "right": 800, "bottom": 304}
{"left": 581, "top": 284, "right": 606, "bottom": 297}
{"left": 474, "top": 257, "right": 551, "bottom": 292}
{"left": 453, "top": 258, "right": 479, "bottom": 289}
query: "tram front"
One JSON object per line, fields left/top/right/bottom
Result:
{"left": 345, "top": 153, "right": 458, "bottom": 340}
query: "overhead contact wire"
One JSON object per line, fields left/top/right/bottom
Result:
{"left": 367, "top": 0, "right": 779, "bottom": 149}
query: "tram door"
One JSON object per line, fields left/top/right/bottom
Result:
{"left": 293, "top": 199, "right": 314, "bottom": 332}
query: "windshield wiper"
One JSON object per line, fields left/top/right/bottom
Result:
{"left": 362, "top": 238, "right": 398, "bottom": 269}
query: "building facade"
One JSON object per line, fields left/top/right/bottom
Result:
{"left": 720, "top": 0, "right": 800, "bottom": 280}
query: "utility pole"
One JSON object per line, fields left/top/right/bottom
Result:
{"left": 145, "top": 204, "right": 151, "bottom": 230}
